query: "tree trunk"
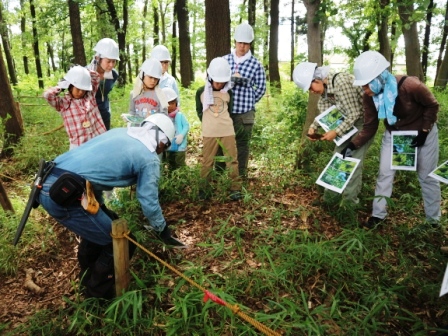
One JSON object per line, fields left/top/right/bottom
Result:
{"left": 263, "top": 0, "right": 269, "bottom": 72}
{"left": 46, "top": 42, "right": 56, "bottom": 72}
{"left": 153, "top": 4, "right": 159, "bottom": 46}
{"left": 68, "top": 0, "right": 86, "bottom": 66}
{"left": 398, "top": 1, "right": 424, "bottom": 80}
{"left": 290, "top": 0, "right": 295, "bottom": 81}
{"left": 205, "top": 0, "right": 230, "bottom": 65}
{"left": 29, "top": 0, "right": 44, "bottom": 89}
{"left": 105, "top": 0, "right": 128, "bottom": 84}
{"left": 269, "top": 0, "right": 281, "bottom": 90}
{"left": 302, "top": 0, "right": 322, "bottom": 136}
{"left": 159, "top": 2, "right": 166, "bottom": 44}
{"left": 142, "top": 0, "right": 149, "bottom": 62}
{"left": 434, "top": 46, "right": 448, "bottom": 88}
{"left": 422, "top": 0, "right": 434, "bottom": 81}
{"left": 248, "top": 0, "right": 256, "bottom": 26}
{"left": 0, "top": 3, "right": 18, "bottom": 85}
{"left": 435, "top": 0, "right": 448, "bottom": 84}
{"left": 171, "top": 12, "right": 177, "bottom": 80}
{"left": 20, "top": 0, "right": 29, "bottom": 74}
{"left": 0, "top": 45, "right": 24, "bottom": 158}
{"left": 175, "top": 0, "right": 194, "bottom": 87}
{"left": 378, "top": 0, "right": 392, "bottom": 63}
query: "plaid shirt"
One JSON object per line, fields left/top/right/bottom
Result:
{"left": 223, "top": 53, "right": 266, "bottom": 114}
{"left": 311, "top": 72, "right": 364, "bottom": 136}
{"left": 44, "top": 70, "right": 107, "bottom": 147}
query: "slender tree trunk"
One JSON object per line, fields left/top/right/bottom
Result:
{"left": 153, "top": 4, "right": 159, "bottom": 46}
{"left": 0, "top": 4, "right": 18, "bottom": 85}
{"left": 263, "top": 0, "right": 269, "bottom": 72}
{"left": 142, "top": 0, "right": 149, "bottom": 62}
{"left": 20, "top": 0, "right": 29, "bottom": 74}
{"left": 175, "top": 0, "right": 194, "bottom": 87}
{"left": 68, "top": 0, "right": 86, "bottom": 66}
{"left": 171, "top": 12, "right": 177, "bottom": 79}
{"left": 378, "top": 0, "right": 392, "bottom": 63}
{"left": 0, "top": 45, "right": 23, "bottom": 158}
{"left": 434, "top": 47, "right": 448, "bottom": 88}
{"left": 435, "top": 0, "right": 448, "bottom": 83}
{"left": 46, "top": 42, "right": 56, "bottom": 72}
{"left": 29, "top": 0, "right": 44, "bottom": 88}
{"left": 248, "top": 0, "right": 256, "bottom": 26}
{"left": 290, "top": 0, "right": 295, "bottom": 81}
{"left": 159, "top": 2, "right": 166, "bottom": 44}
{"left": 205, "top": 0, "right": 230, "bottom": 65}
{"left": 398, "top": 1, "right": 424, "bottom": 80}
{"left": 422, "top": 0, "right": 434, "bottom": 81}
{"left": 269, "top": 0, "right": 281, "bottom": 89}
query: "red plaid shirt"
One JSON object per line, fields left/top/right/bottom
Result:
{"left": 44, "top": 70, "right": 107, "bottom": 147}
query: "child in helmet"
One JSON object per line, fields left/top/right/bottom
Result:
{"left": 162, "top": 87, "right": 189, "bottom": 170}
{"left": 43, "top": 65, "right": 106, "bottom": 150}
{"left": 88, "top": 38, "right": 120, "bottom": 130}
{"left": 151, "top": 45, "right": 180, "bottom": 105}
{"left": 128, "top": 58, "right": 168, "bottom": 122}
{"left": 195, "top": 57, "right": 242, "bottom": 201}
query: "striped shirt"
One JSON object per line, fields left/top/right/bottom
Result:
{"left": 223, "top": 53, "right": 266, "bottom": 114}
{"left": 311, "top": 72, "right": 364, "bottom": 136}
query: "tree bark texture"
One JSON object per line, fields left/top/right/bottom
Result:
{"left": 422, "top": 0, "right": 434, "bottom": 80}
{"left": 175, "top": 0, "right": 194, "bottom": 87}
{"left": 377, "top": 0, "right": 392, "bottom": 63}
{"left": 0, "top": 3, "right": 18, "bottom": 85}
{"left": 20, "top": 0, "right": 29, "bottom": 74}
{"left": 0, "top": 45, "right": 24, "bottom": 158}
{"left": 435, "top": 0, "right": 448, "bottom": 84}
{"left": 68, "top": 0, "right": 87, "bottom": 66}
{"left": 29, "top": 0, "right": 44, "bottom": 89}
{"left": 269, "top": 0, "right": 281, "bottom": 89}
{"left": 205, "top": 0, "right": 230, "bottom": 65}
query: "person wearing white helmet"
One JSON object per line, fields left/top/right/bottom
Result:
{"left": 36, "top": 114, "right": 186, "bottom": 298}
{"left": 293, "top": 62, "right": 374, "bottom": 206}
{"left": 151, "top": 45, "right": 180, "bottom": 105}
{"left": 161, "top": 87, "right": 190, "bottom": 170}
{"left": 195, "top": 57, "right": 242, "bottom": 201}
{"left": 43, "top": 65, "right": 106, "bottom": 150}
{"left": 128, "top": 57, "right": 169, "bottom": 119}
{"left": 223, "top": 22, "right": 267, "bottom": 178}
{"left": 346, "top": 50, "right": 441, "bottom": 229}
{"left": 88, "top": 38, "right": 120, "bottom": 130}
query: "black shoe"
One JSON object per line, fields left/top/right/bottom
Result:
{"left": 229, "top": 190, "right": 242, "bottom": 201}
{"left": 145, "top": 225, "right": 188, "bottom": 249}
{"left": 362, "top": 216, "right": 384, "bottom": 230}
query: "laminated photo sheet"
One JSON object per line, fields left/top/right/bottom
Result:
{"left": 390, "top": 131, "right": 418, "bottom": 171}
{"left": 440, "top": 263, "right": 448, "bottom": 297}
{"left": 316, "top": 153, "right": 361, "bottom": 194}
{"left": 429, "top": 160, "right": 448, "bottom": 184}
{"left": 315, "top": 105, "right": 358, "bottom": 147}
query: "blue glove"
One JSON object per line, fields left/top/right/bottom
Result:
{"left": 340, "top": 142, "right": 356, "bottom": 158}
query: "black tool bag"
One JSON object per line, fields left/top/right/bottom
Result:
{"left": 49, "top": 172, "right": 85, "bottom": 206}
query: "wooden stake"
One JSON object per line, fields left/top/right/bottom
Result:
{"left": 112, "top": 218, "right": 130, "bottom": 297}
{"left": 0, "top": 179, "right": 14, "bottom": 213}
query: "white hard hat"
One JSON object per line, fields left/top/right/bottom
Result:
{"left": 64, "top": 66, "right": 92, "bottom": 91}
{"left": 151, "top": 45, "right": 171, "bottom": 62}
{"left": 353, "top": 51, "right": 390, "bottom": 86}
{"left": 162, "top": 87, "right": 178, "bottom": 102}
{"left": 234, "top": 22, "right": 254, "bottom": 43}
{"left": 140, "top": 58, "right": 163, "bottom": 79}
{"left": 93, "top": 38, "right": 120, "bottom": 60}
{"left": 143, "top": 113, "right": 175, "bottom": 141}
{"left": 293, "top": 62, "right": 317, "bottom": 92}
{"left": 207, "top": 57, "right": 231, "bottom": 82}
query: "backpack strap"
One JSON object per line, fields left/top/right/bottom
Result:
{"left": 397, "top": 76, "right": 407, "bottom": 90}
{"left": 331, "top": 72, "right": 340, "bottom": 87}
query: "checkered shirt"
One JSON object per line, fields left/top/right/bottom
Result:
{"left": 312, "top": 72, "right": 364, "bottom": 136}
{"left": 223, "top": 54, "right": 266, "bottom": 114}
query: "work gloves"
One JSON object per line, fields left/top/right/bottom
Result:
{"left": 158, "top": 225, "right": 187, "bottom": 248}
{"left": 340, "top": 142, "right": 356, "bottom": 158}
{"left": 174, "top": 134, "right": 184, "bottom": 145}
{"left": 410, "top": 130, "right": 429, "bottom": 148}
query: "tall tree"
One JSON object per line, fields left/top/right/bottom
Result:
{"left": 0, "top": 2, "right": 18, "bottom": 85}
{"left": 378, "top": 0, "right": 392, "bottom": 62}
{"left": 205, "top": 0, "right": 230, "bottom": 65}
{"left": 68, "top": 0, "right": 87, "bottom": 66}
{"left": 105, "top": 0, "right": 129, "bottom": 84}
{"left": 422, "top": 0, "right": 434, "bottom": 80}
{"left": 269, "top": 0, "right": 281, "bottom": 89}
{"left": 302, "top": 0, "right": 322, "bottom": 137}
{"left": 29, "top": 0, "right": 44, "bottom": 88}
{"left": 171, "top": 11, "right": 177, "bottom": 79}
{"left": 153, "top": 3, "right": 160, "bottom": 45}
{"left": 397, "top": 0, "right": 424, "bottom": 80}
{"left": 290, "top": 0, "right": 295, "bottom": 81}
{"left": 0, "top": 45, "right": 23, "bottom": 158}
{"left": 248, "top": 0, "right": 256, "bottom": 26}
{"left": 435, "top": 0, "right": 448, "bottom": 84}
{"left": 20, "top": 0, "right": 29, "bottom": 74}
{"left": 142, "top": 0, "right": 149, "bottom": 62}
{"left": 175, "top": 0, "right": 194, "bottom": 87}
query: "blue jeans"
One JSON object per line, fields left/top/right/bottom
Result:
{"left": 38, "top": 173, "right": 113, "bottom": 245}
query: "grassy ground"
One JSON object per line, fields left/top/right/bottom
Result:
{"left": 0, "top": 78, "right": 448, "bottom": 335}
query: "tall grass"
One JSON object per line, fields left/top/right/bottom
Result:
{"left": 1, "top": 79, "right": 448, "bottom": 335}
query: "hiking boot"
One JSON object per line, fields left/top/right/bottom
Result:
{"left": 362, "top": 216, "right": 384, "bottom": 230}
{"left": 229, "top": 190, "right": 242, "bottom": 201}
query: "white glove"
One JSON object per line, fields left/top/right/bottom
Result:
{"left": 57, "top": 80, "right": 70, "bottom": 89}
{"left": 174, "top": 134, "right": 184, "bottom": 145}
